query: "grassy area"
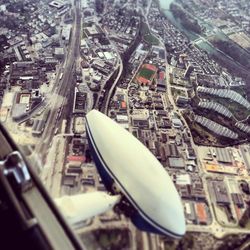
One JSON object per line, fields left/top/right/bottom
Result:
{"left": 231, "top": 86, "right": 248, "bottom": 97}
{"left": 139, "top": 67, "right": 155, "bottom": 80}
{"left": 199, "top": 94, "right": 250, "bottom": 121}
{"left": 246, "top": 222, "right": 250, "bottom": 230}
{"left": 210, "top": 38, "right": 250, "bottom": 70}
{"left": 144, "top": 33, "right": 160, "bottom": 46}
{"left": 183, "top": 111, "right": 233, "bottom": 146}
{"left": 190, "top": 122, "right": 217, "bottom": 145}
{"left": 215, "top": 99, "right": 250, "bottom": 121}
{"left": 141, "top": 22, "right": 159, "bottom": 46}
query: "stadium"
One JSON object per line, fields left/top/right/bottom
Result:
{"left": 136, "top": 64, "right": 157, "bottom": 86}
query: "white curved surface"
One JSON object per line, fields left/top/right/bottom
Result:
{"left": 55, "top": 192, "right": 121, "bottom": 224}
{"left": 86, "top": 110, "right": 186, "bottom": 237}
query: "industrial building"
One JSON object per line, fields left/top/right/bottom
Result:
{"left": 184, "top": 202, "right": 196, "bottom": 223}
{"left": 32, "top": 119, "right": 46, "bottom": 136}
{"left": 231, "top": 193, "right": 244, "bottom": 208}
{"left": 132, "top": 118, "right": 150, "bottom": 129}
{"left": 73, "top": 88, "right": 87, "bottom": 114}
{"left": 165, "top": 143, "right": 180, "bottom": 158}
{"left": 195, "top": 203, "right": 208, "bottom": 225}
{"left": 61, "top": 25, "right": 72, "bottom": 44}
{"left": 211, "top": 181, "right": 230, "bottom": 205}
{"left": 32, "top": 110, "right": 50, "bottom": 136}
{"left": 62, "top": 175, "right": 76, "bottom": 187}
{"left": 215, "top": 148, "right": 233, "bottom": 164}
{"left": 168, "top": 157, "right": 186, "bottom": 168}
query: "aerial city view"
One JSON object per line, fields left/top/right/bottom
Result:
{"left": 1, "top": 0, "right": 250, "bottom": 249}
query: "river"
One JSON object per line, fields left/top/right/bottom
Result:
{"left": 158, "top": 0, "right": 249, "bottom": 74}
{"left": 158, "top": 0, "right": 198, "bottom": 40}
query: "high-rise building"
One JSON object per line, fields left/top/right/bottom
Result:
{"left": 184, "top": 64, "right": 194, "bottom": 79}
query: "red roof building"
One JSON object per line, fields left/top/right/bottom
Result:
{"left": 67, "top": 155, "right": 86, "bottom": 162}
{"left": 195, "top": 203, "right": 207, "bottom": 224}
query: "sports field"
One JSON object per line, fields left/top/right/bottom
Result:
{"left": 136, "top": 64, "right": 157, "bottom": 85}
{"left": 139, "top": 67, "right": 155, "bottom": 80}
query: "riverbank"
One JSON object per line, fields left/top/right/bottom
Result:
{"left": 169, "top": 2, "right": 202, "bottom": 35}
{"left": 157, "top": 0, "right": 250, "bottom": 84}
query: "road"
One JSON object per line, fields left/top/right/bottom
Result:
{"left": 35, "top": 0, "right": 81, "bottom": 162}
{"left": 94, "top": 29, "right": 123, "bottom": 115}
{"left": 40, "top": 135, "right": 68, "bottom": 198}
{"left": 102, "top": 59, "right": 123, "bottom": 115}
{"left": 165, "top": 60, "right": 250, "bottom": 239}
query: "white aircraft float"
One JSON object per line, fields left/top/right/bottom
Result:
{"left": 56, "top": 110, "right": 186, "bottom": 238}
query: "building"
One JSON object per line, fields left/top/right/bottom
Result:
{"left": 73, "top": 116, "right": 85, "bottom": 134}
{"left": 176, "top": 96, "right": 190, "bottom": 107}
{"left": 9, "top": 61, "right": 41, "bottom": 83}
{"left": 165, "top": 144, "right": 179, "bottom": 158}
{"left": 84, "top": 25, "right": 103, "bottom": 37}
{"left": 73, "top": 88, "right": 87, "bottom": 114}
{"left": 184, "top": 202, "right": 196, "bottom": 223}
{"left": 239, "top": 203, "right": 250, "bottom": 227}
{"left": 32, "top": 110, "right": 50, "bottom": 136}
{"left": 194, "top": 115, "right": 238, "bottom": 139}
{"left": 61, "top": 25, "right": 71, "bottom": 44}
{"left": 195, "top": 203, "right": 208, "bottom": 225}
{"left": 12, "top": 92, "right": 31, "bottom": 121}
{"left": 186, "top": 147, "right": 196, "bottom": 160}
{"left": 54, "top": 47, "right": 64, "bottom": 59}
{"left": 215, "top": 148, "right": 232, "bottom": 164}
{"left": 157, "top": 71, "right": 166, "bottom": 91}
{"left": 81, "top": 177, "right": 95, "bottom": 186}
{"left": 62, "top": 175, "right": 76, "bottom": 187}
{"left": 184, "top": 64, "right": 194, "bottom": 79}
{"left": 49, "top": 0, "right": 65, "bottom": 9}
{"left": 176, "top": 174, "right": 191, "bottom": 185}
{"left": 66, "top": 164, "right": 83, "bottom": 175}
{"left": 116, "top": 114, "right": 129, "bottom": 123}
{"left": 212, "top": 181, "right": 230, "bottom": 205}
{"left": 205, "top": 163, "right": 237, "bottom": 175}
{"left": 168, "top": 157, "right": 186, "bottom": 169}
{"left": 231, "top": 193, "right": 244, "bottom": 208}
{"left": 32, "top": 119, "right": 46, "bottom": 136}
{"left": 240, "top": 146, "right": 250, "bottom": 171}
{"left": 161, "top": 133, "right": 168, "bottom": 143}
{"left": 132, "top": 118, "right": 149, "bottom": 129}
{"left": 172, "top": 118, "right": 183, "bottom": 129}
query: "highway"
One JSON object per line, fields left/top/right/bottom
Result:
{"left": 102, "top": 58, "right": 123, "bottom": 115}
{"left": 92, "top": 28, "right": 123, "bottom": 115}
{"left": 35, "top": 0, "right": 81, "bottom": 161}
